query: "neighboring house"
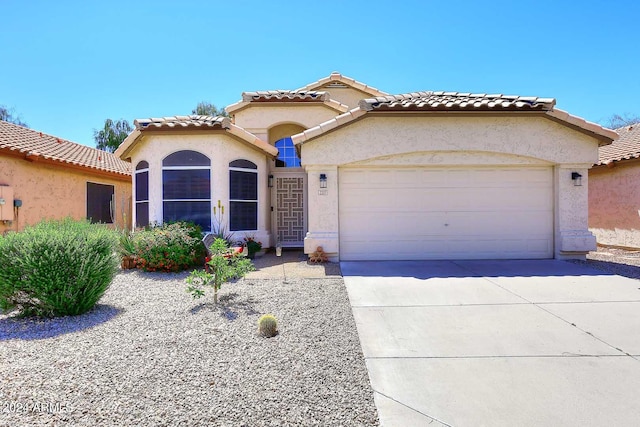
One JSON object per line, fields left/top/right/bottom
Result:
{"left": 115, "top": 72, "right": 617, "bottom": 261}
{"left": 0, "top": 120, "right": 132, "bottom": 234}
{"left": 589, "top": 124, "right": 640, "bottom": 249}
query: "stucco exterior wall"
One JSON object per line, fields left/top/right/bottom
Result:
{"left": 589, "top": 162, "right": 640, "bottom": 248}
{"left": 233, "top": 105, "right": 340, "bottom": 138}
{"left": 301, "top": 114, "right": 601, "bottom": 260}
{"left": 0, "top": 154, "right": 131, "bottom": 234}
{"left": 127, "top": 132, "right": 271, "bottom": 246}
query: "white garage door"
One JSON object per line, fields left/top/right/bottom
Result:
{"left": 339, "top": 167, "right": 553, "bottom": 260}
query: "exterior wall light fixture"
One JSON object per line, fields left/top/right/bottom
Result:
{"left": 571, "top": 172, "right": 582, "bottom": 186}
{"left": 319, "top": 173, "right": 327, "bottom": 189}
{"left": 268, "top": 174, "right": 274, "bottom": 188}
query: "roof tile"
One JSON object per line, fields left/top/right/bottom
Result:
{"left": 0, "top": 120, "right": 131, "bottom": 176}
{"left": 360, "top": 91, "right": 556, "bottom": 112}
{"left": 597, "top": 124, "right": 640, "bottom": 165}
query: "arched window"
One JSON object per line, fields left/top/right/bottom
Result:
{"left": 229, "top": 159, "right": 257, "bottom": 231}
{"left": 162, "top": 150, "right": 211, "bottom": 231}
{"left": 275, "top": 137, "right": 301, "bottom": 167}
{"left": 135, "top": 160, "right": 149, "bottom": 228}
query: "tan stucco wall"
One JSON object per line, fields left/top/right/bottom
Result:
{"left": 318, "top": 86, "right": 375, "bottom": 109}
{"left": 0, "top": 154, "right": 131, "bottom": 234}
{"left": 128, "top": 132, "right": 272, "bottom": 246}
{"left": 301, "top": 114, "right": 601, "bottom": 260}
{"left": 233, "top": 105, "right": 340, "bottom": 140}
{"left": 589, "top": 162, "right": 640, "bottom": 248}
{"left": 268, "top": 123, "right": 306, "bottom": 144}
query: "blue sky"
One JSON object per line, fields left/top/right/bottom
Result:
{"left": 1, "top": 0, "right": 639, "bottom": 147}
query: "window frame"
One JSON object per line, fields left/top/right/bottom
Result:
{"left": 229, "top": 160, "right": 258, "bottom": 232}
{"left": 86, "top": 181, "right": 115, "bottom": 224}
{"left": 134, "top": 161, "right": 149, "bottom": 228}
{"left": 162, "top": 151, "right": 212, "bottom": 232}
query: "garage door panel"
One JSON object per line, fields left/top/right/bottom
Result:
{"left": 339, "top": 167, "right": 553, "bottom": 260}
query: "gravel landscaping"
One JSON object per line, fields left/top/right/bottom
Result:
{"left": 0, "top": 271, "right": 379, "bottom": 426}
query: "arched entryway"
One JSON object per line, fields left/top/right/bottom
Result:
{"left": 268, "top": 123, "right": 307, "bottom": 247}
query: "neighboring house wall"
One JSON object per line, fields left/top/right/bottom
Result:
{"left": 0, "top": 153, "right": 131, "bottom": 234}
{"left": 589, "top": 161, "right": 640, "bottom": 248}
{"left": 127, "top": 131, "right": 271, "bottom": 244}
{"left": 300, "top": 114, "right": 600, "bottom": 259}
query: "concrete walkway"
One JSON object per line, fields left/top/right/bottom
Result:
{"left": 342, "top": 259, "right": 640, "bottom": 427}
{"left": 244, "top": 249, "right": 341, "bottom": 279}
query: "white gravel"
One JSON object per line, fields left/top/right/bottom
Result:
{"left": 0, "top": 271, "right": 379, "bottom": 426}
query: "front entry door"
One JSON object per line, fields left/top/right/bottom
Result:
{"left": 275, "top": 176, "right": 305, "bottom": 247}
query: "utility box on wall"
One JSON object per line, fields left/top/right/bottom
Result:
{"left": 0, "top": 185, "right": 15, "bottom": 221}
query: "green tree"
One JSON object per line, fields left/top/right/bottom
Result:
{"left": 603, "top": 113, "right": 640, "bottom": 129}
{"left": 186, "top": 238, "right": 253, "bottom": 303}
{"left": 192, "top": 101, "right": 229, "bottom": 117}
{"left": 0, "top": 105, "right": 28, "bottom": 127}
{"left": 94, "top": 118, "right": 133, "bottom": 153}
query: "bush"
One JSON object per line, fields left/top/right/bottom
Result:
{"left": 258, "top": 314, "right": 278, "bottom": 337}
{"left": 0, "top": 218, "right": 119, "bottom": 317}
{"left": 133, "top": 222, "right": 206, "bottom": 272}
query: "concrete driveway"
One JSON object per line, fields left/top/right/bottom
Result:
{"left": 341, "top": 260, "right": 640, "bottom": 427}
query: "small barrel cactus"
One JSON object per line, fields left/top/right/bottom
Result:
{"left": 258, "top": 314, "right": 278, "bottom": 337}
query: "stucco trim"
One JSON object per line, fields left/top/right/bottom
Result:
{"left": 292, "top": 109, "right": 617, "bottom": 147}
{"left": 294, "top": 72, "right": 388, "bottom": 97}
{"left": 226, "top": 98, "right": 349, "bottom": 115}
{"left": 115, "top": 119, "right": 278, "bottom": 161}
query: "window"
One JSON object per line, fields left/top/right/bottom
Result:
{"left": 87, "top": 182, "right": 114, "bottom": 224}
{"left": 275, "top": 137, "right": 301, "bottom": 167}
{"left": 162, "top": 150, "right": 211, "bottom": 231}
{"left": 229, "top": 159, "right": 257, "bottom": 231}
{"left": 135, "top": 161, "right": 149, "bottom": 228}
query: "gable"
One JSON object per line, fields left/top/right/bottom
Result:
{"left": 300, "top": 115, "right": 606, "bottom": 166}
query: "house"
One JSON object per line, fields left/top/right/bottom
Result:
{"left": 115, "top": 72, "right": 617, "bottom": 261}
{"left": 0, "top": 120, "right": 132, "bottom": 234}
{"left": 589, "top": 124, "right": 640, "bottom": 249}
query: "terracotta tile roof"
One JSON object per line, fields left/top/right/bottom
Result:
{"left": 0, "top": 120, "right": 131, "bottom": 176}
{"left": 293, "top": 92, "right": 617, "bottom": 146}
{"left": 117, "top": 115, "right": 278, "bottom": 159}
{"left": 295, "top": 72, "right": 388, "bottom": 97}
{"left": 241, "top": 90, "right": 329, "bottom": 102}
{"left": 135, "top": 115, "right": 227, "bottom": 129}
{"left": 597, "top": 124, "right": 640, "bottom": 165}
{"left": 226, "top": 90, "right": 349, "bottom": 114}
{"left": 360, "top": 91, "right": 556, "bottom": 112}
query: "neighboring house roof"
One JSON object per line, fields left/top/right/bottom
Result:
{"left": 596, "top": 124, "right": 640, "bottom": 165}
{"left": 292, "top": 91, "right": 618, "bottom": 146}
{"left": 295, "top": 71, "right": 388, "bottom": 97}
{"left": 0, "top": 120, "right": 131, "bottom": 176}
{"left": 226, "top": 90, "right": 350, "bottom": 114}
{"left": 115, "top": 115, "right": 278, "bottom": 160}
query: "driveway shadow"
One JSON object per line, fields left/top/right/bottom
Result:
{"left": 341, "top": 259, "right": 619, "bottom": 279}
{"left": 0, "top": 304, "right": 122, "bottom": 341}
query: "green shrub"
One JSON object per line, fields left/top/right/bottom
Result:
{"left": 0, "top": 218, "right": 119, "bottom": 317}
{"left": 133, "top": 222, "right": 206, "bottom": 272}
{"left": 258, "top": 314, "right": 278, "bottom": 337}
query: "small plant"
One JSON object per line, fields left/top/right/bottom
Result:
{"left": 211, "top": 200, "right": 235, "bottom": 245}
{"left": 133, "top": 222, "right": 205, "bottom": 272}
{"left": 244, "top": 235, "right": 262, "bottom": 258}
{"left": 0, "top": 218, "right": 119, "bottom": 317}
{"left": 118, "top": 229, "right": 136, "bottom": 257}
{"left": 186, "top": 238, "right": 254, "bottom": 303}
{"left": 258, "top": 314, "right": 278, "bottom": 337}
